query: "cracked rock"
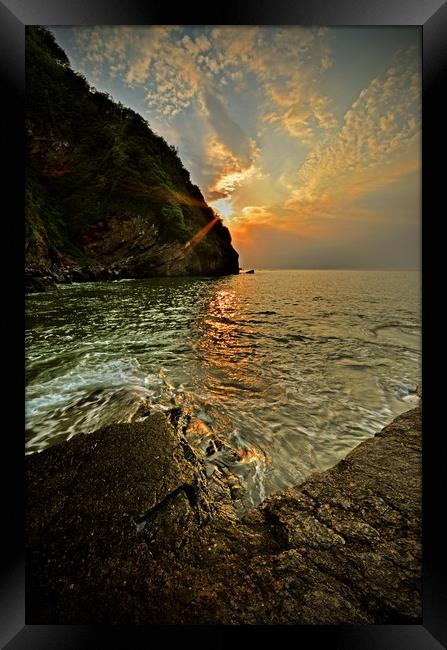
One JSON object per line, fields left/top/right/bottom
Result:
{"left": 26, "top": 406, "right": 421, "bottom": 624}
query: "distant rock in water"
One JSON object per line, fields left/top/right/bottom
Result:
{"left": 25, "top": 27, "right": 239, "bottom": 290}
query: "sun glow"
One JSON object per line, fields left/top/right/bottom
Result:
{"left": 60, "top": 25, "right": 421, "bottom": 269}
{"left": 210, "top": 198, "right": 233, "bottom": 219}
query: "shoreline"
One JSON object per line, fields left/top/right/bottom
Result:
{"left": 26, "top": 405, "right": 421, "bottom": 624}
{"left": 24, "top": 265, "right": 240, "bottom": 293}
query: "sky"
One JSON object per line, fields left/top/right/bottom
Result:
{"left": 50, "top": 26, "right": 421, "bottom": 269}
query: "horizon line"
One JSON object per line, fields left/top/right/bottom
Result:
{"left": 238, "top": 267, "right": 421, "bottom": 272}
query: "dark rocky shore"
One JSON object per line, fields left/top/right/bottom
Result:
{"left": 26, "top": 406, "right": 421, "bottom": 624}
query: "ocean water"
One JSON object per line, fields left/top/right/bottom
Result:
{"left": 25, "top": 270, "right": 421, "bottom": 509}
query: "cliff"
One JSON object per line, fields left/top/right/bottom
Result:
{"left": 25, "top": 27, "right": 239, "bottom": 291}
{"left": 26, "top": 406, "right": 421, "bottom": 624}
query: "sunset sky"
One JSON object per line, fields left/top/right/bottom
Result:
{"left": 50, "top": 26, "right": 421, "bottom": 269}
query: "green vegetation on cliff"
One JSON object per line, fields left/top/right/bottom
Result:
{"left": 25, "top": 27, "right": 239, "bottom": 284}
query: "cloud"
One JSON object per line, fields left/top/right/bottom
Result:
{"left": 181, "top": 33, "right": 211, "bottom": 57}
{"left": 71, "top": 25, "right": 340, "bottom": 209}
{"left": 191, "top": 90, "right": 263, "bottom": 201}
{"left": 239, "top": 205, "right": 274, "bottom": 225}
{"left": 205, "top": 137, "right": 261, "bottom": 201}
{"left": 231, "top": 168, "right": 421, "bottom": 269}
{"left": 232, "top": 210, "right": 420, "bottom": 269}
{"left": 73, "top": 26, "right": 336, "bottom": 144}
{"left": 72, "top": 26, "right": 136, "bottom": 82}
{"left": 229, "top": 217, "right": 328, "bottom": 267}
{"left": 124, "top": 28, "right": 172, "bottom": 84}
{"left": 209, "top": 27, "right": 337, "bottom": 143}
{"left": 285, "top": 47, "right": 421, "bottom": 217}
{"left": 201, "top": 91, "right": 252, "bottom": 167}
{"left": 227, "top": 46, "right": 421, "bottom": 266}
{"left": 69, "top": 27, "right": 421, "bottom": 269}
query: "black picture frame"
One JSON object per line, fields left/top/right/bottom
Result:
{"left": 1, "top": 0, "right": 445, "bottom": 647}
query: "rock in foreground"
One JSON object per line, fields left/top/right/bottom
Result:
{"left": 26, "top": 407, "right": 421, "bottom": 624}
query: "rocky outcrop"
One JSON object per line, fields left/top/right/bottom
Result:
{"left": 25, "top": 212, "right": 239, "bottom": 291}
{"left": 25, "top": 228, "right": 238, "bottom": 292}
{"left": 26, "top": 407, "right": 421, "bottom": 624}
{"left": 25, "top": 27, "right": 239, "bottom": 292}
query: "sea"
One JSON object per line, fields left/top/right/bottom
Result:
{"left": 25, "top": 270, "right": 421, "bottom": 510}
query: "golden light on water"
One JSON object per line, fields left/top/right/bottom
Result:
{"left": 195, "top": 287, "right": 261, "bottom": 396}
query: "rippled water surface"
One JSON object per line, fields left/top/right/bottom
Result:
{"left": 26, "top": 270, "right": 421, "bottom": 508}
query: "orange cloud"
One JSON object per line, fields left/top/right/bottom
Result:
{"left": 74, "top": 26, "right": 336, "bottom": 145}
{"left": 205, "top": 137, "right": 261, "bottom": 201}
{"left": 71, "top": 27, "right": 420, "bottom": 263}
{"left": 230, "top": 202, "right": 330, "bottom": 253}
{"left": 284, "top": 47, "right": 421, "bottom": 217}
{"left": 229, "top": 216, "right": 329, "bottom": 266}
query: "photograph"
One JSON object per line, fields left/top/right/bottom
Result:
{"left": 1, "top": 0, "right": 446, "bottom": 646}
{"left": 23, "top": 23, "right": 424, "bottom": 626}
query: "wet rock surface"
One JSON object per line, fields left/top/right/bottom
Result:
{"left": 26, "top": 407, "right": 421, "bottom": 624}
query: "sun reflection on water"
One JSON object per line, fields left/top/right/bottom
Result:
{"left": 26, "top": 271, "right": 421, "bottom": 512}
{"left": 194, "top": 287, "right": 262, "bottom": 393}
